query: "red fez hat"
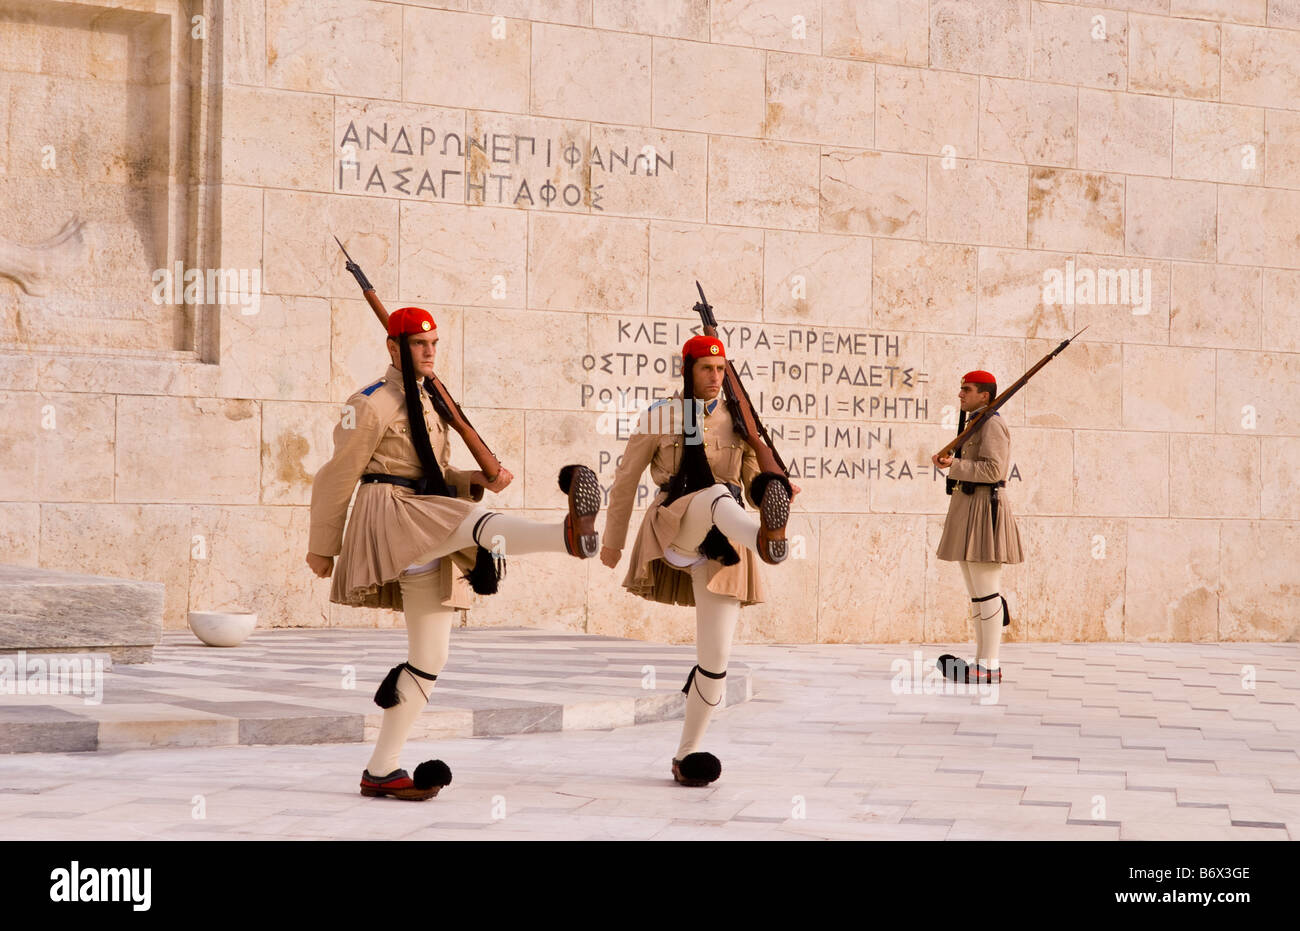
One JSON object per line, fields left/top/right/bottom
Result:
{"left": 387, "top": 306, "right": 437, "bottom": 338}
{"left": 682, "top": 334, "right": 725, "bottom": 360}
{"left": 962, "top": 370, "right": 996, "bottom": 384}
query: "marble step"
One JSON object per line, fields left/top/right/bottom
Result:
{"left": 0, "top": 565, "right": 162, "bottom": 663}
{"left": 0, "top": 628, "right": 753, "bottom": 754}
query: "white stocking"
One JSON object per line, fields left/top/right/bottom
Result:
{"left": 965, "top": 561, "right": 1004, "bottom": 670}
{"left": 959, "top": 561, "right": 984, "bottom": 662}
{"left": 414, "top": 508, "right": 568, "bottom": 564}
{"left": 667, "top": 485, "right": 759, "bottom": 562}
{"left": 366, "top": 570, "right": 456, "bottom": 776}
{"left": 674, "top": 562, "right": 740, "bottom": 759}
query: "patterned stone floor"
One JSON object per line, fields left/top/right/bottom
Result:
{"left": 0, "top": 629, "right": 751, "bottom": 753}
{"left": 1, "top": 638, "right": 1297, "bottom": 840}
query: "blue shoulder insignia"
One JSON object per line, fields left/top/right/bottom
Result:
{"left": 360, "top": 380, "right": 384, "bottom": 396}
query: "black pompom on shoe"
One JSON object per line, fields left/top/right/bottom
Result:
{"left": 936, "top": 653, "right": 970, "bottom": 683}
{"left": 413, "top": 759, "right": 452, "bottom": 791}
{"left": 672, "top": 752, "right": 722, "bottom": 787}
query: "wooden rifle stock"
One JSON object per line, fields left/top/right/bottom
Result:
{"left": 334, "top": 236, "right": 501, "bottom": 497}
{"left": 935, "top": 325, "right": 1089, "bottom": 459}
{"left": 692, "top": 281, "right": 788, "bottom": 480}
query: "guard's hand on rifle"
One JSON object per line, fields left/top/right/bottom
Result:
{"left": 931, "top": 453, "right": 953, "bottom": 470}
{"left": 306, "top": 552, "right": 334, "bottom": 578}
{"left": 474, "top": 467, "right": 513, "bottom": 493}
{"left": 599, "top": 546, "right": 620, "bottom": 569}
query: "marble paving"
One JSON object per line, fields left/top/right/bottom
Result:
{"left": 0, "top": 628, "right": 752, "bottom": 753}
{"left": 1, "top": 636, "right": 1296, "bottom": 840}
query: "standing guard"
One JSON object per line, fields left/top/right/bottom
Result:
{"left": 931, "top": 370, "right": 1023, "bottom": 684}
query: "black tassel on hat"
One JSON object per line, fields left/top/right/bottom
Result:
{"left": 946, "top": 407, "right": 967, "bottom": 497}
{"left": 397, "top": 334, "right": 452, "bottom": 499}
{"left": 660, "top": 354, "right": 742, "bottom": 567}
{"left": 400, "top": 338, "right": 504, "bottom": 597}
{"left": 661, "top": 357, "right": 720, "bottom": 507}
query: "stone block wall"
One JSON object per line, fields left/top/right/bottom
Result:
{"left": 2, "top": 0, "right": 1297, "bottom": 642}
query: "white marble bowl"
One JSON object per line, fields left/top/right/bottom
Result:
{"left": 188, "top": 611, "right": 257, "bottom": 647}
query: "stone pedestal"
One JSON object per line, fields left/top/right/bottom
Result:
{"left": 0, "top": 565, "right": 163, "bottom": 662}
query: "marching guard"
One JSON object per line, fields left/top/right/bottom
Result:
{"left": 601, "top": 330, "right": 797, "bottom": 787}
{"left": 307, "top": 306, "right": 602, "bottom": 800}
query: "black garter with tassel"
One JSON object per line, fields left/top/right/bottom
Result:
{"left": 463, "top": 512, "right": 506, "bottom": 595}
{"left": 681, "top": 663, "right": 727, "bottom": 698}
{"left": 373, "top": 661, "right": 439, "bottom": 709}
{"left": 698, "top": 526, "right": 740, "bottom": 566}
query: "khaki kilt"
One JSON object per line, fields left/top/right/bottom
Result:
{"left": 330, "top": 482, "right": 479, "bottom": 610}
{"left": 935, "top": 412, "right": 1024, "bottom": 564}
{"left": 622, "top": 487, "right": 764, "bottom": 607}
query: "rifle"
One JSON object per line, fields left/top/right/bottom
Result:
{"left": 935, "top": 325, "right": 1089, "bottom": 460}
{"left": 691, "top": 281, "right": 788, "bottom": 480}
{"left": 334, "top": 236, "right": 501, "bottom": 499}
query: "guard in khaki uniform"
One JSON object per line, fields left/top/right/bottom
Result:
{"left": 931, "top": 370, "right": 1023, "bottom": 684}
{"left": 307, "top": 306, "right": 602, "bottom": 800}
{"left": 601, "top": 335, "right": 796, "bottom": 787}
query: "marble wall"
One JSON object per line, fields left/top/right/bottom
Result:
{"left": 0, "top": 0, "right": 201, "bottom": 353}
{"left": 2, "top": 0, "right": 1297, "bottom": 643}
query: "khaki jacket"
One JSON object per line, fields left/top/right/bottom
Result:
{"left": 604, "top": 395, "right": 762, "bottom": 555}
{"left": 936, "top": 409, "right": 1024, "bottom": 564}
{"left": 309, "top": 365, "right": 477, "bottom": 557}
